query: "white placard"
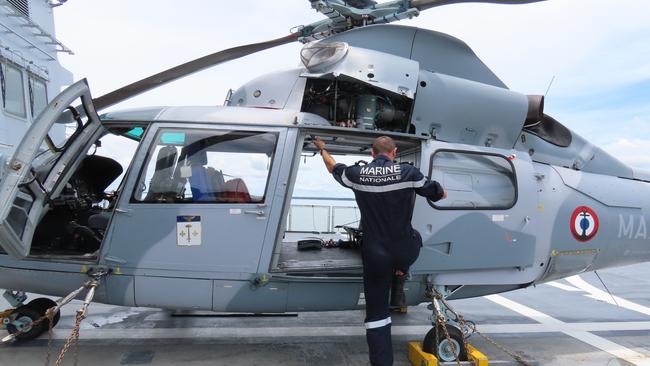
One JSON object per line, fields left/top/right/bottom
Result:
{"left": 176, "top": 216, "right": 202, "bottom": 246}
{"left": 492, "top": 214, "right": 506, "bottom": 222}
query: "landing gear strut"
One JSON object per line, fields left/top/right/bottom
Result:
{"left": 421, "top": 285, "right": 469, "bottom": 362}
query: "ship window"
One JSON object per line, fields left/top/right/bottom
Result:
{"left": 29, "top": 75, "right": 48, "bottom": 119}
{"left": 7, "top": 0, "right": 29, "bottom": 18}
{"left": 2, "top": 63, "right": 26, "bottom": 118}
{"left": 428, "top": 150, "right": 517, "bottom": 210}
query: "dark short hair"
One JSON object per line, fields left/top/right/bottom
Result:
{"left": 372, "top": 136, "right": 396, "bottom": 155}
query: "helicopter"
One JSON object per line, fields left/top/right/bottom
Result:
{"left": 1, "top": 0, "right": 649, "bottom": 362}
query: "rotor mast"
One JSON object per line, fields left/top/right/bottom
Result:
{"left": 298, "top": 0, "right": 547, "bottom": 42}
{"left": 92, "top": 0, "right": 547, "bottom": 110}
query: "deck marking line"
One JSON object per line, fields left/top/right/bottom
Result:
{"left": 544, "top": 281, "right": 582, "bottom": 292}
{"left": 567, "top": 275, "right": 650, "bottom": 317}
{"left": 39, "top": 321, "right": 650, "bottom": 340}
{"left": 486, "top": 294, "right": 650, "bottom": 366}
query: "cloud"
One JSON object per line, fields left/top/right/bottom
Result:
{"left": 50, "top": 1, "right": 649, "bottom": 173}
{"left": 405, "top": 0, "right": 650, "bottom": 98}
{"left": 601, "top": 138, "right": 650, "bottom": 170}
{"left": 52, "top": 1, "right": 648, "bottom": 107}
{"left": 550, "top": 99, "right": 650, "bottom": 148}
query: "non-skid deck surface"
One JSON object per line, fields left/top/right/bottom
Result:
{"left": 277, "top": 241, "right": 362, "bottom": 271}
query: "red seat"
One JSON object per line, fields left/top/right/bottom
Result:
{"left": 222, "top": 178, "right": 251, "bottom": 203}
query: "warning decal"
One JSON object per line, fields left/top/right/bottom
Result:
{"left": 570, "top": 206, "right": 599, "bottom": 242}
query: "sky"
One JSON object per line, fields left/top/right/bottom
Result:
{"left": 51, "top": 0, "right": 650, "bottom": 174}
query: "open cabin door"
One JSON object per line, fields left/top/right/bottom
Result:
{"left": 0, "top": 80, "right": 102, "bottom": 258}
{"left": 410, "top": 139, "right": 538, "bottom": 276}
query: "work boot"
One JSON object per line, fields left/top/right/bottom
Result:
{"left": 389, "top": 272, "right": 407, "bottom": 308}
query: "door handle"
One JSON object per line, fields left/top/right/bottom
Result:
{"left": 244, "top": 209, "right": 265, "bottom": 216}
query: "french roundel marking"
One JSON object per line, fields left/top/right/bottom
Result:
{"left": 570, "top": 206, "right": 599, "bottom": 242}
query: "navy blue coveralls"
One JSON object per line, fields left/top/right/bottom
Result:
{"left": 332, "top": 155, "right": 444, "bottom": 366}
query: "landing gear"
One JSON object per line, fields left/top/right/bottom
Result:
{"left": 5, "top": 306, "right": 45, "bottom": 341}
{"left": 27, "top": 297, "right": 61, "bottom": 328}
{"left": 28, "top": 298, "right": 61, "bottom": 327}
{"left": 1, "top": 292, "right": 61, "bottom": 342}
{"left": 422, "top": 324, "right": 468, "bottom": 362}
{"left": 421, "top": 284, "right": 469, "bottom": 362}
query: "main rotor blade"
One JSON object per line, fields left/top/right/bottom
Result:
{"left": 93, "top": 33, "right": 297, "bottom": 111}
{"left": 411, "top": 0, "right": 546, "bottom": 11}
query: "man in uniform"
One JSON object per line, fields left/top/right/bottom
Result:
{"left": 313, "top": 136, "right": 446, "bottom": 366}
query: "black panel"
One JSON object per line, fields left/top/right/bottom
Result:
{"left": 524, "top": 114, "right": 572, "bottom": 147}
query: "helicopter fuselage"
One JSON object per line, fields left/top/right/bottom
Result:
{"left": 0, "top": 25, "right": 649, "bottom": 312}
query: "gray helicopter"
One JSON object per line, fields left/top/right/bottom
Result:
{"left": 1, "top": 0, "right": 649, "bottom": 361}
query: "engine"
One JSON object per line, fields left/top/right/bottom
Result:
{"left": 300, "top": 78, "right": 414, "bottom": 133}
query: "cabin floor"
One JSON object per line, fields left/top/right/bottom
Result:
{"left": 2, "top": 263, "right": 649, "bottom": 365}
{"left": 275, "top": 232, "right": 363, "bottom": 272}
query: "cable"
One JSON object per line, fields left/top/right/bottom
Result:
{"left": 594, "top": 271, "right": 620, "bottom": 307}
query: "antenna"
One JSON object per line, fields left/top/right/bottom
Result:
{"left": 544, "top": 75, "right": 555, "bottom": 97}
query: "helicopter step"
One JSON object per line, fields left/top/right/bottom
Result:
{"left": 408, "top": 341, "right": 490, "bottom": 366}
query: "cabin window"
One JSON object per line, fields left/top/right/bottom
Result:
{"left": 428, "top": 150, "right": 517, "bottom": 210}
{"left": 2, "top": 62, "right": 27, "bottom": 118}
{"left": 133, "top": 128, "right": 278, "bottom": 204}
{"left": 35, "top": 96, "right": 92, "bottom": 169}
{"left": 29, "top": 75, "right": 48, "bottom": 119}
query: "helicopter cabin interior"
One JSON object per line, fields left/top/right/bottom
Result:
{"left": 270, "top": 130, "right": 422, "bottom": 274}
{"left": 19, "top": 123, "right": 284, "bottom": 260}
{"left": 22, "top": 122, "right": 144, "bottom": 260}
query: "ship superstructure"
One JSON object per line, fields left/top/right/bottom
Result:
{"left": 0, "top": 0, "right": 72, "bottom": 153}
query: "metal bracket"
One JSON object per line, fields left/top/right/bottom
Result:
{"left": 2, "top": 291, "right": 26, "bottom": 308}
{"left": 252, "top": 274, "right": 271, "bottom": 288}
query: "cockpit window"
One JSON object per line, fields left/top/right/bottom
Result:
{"left": 124, "top": 127, "right": 145, "bottom": 141}
{"left": 133, "top": 128, "right": 278, "bottom": 204}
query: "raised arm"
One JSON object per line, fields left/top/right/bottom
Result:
{"left": 416, "top": 179, "right": 447, "bottom": 201}
{"left": 410, "top": 168, "right": 447, "bottom": 201}
{"left": 313, "top": 137, "right": 337, "bottom": 173}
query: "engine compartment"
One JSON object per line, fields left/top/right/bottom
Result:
{"left": 300, "top": 78, "right": 414, "bottom": 133}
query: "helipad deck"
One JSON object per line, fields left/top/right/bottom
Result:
{"left": 2, "top": 263, "right": 649, "bottom": 365}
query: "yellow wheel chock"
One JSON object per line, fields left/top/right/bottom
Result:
{"left": 408, "top": 341, "right": 488, "bottom": 366}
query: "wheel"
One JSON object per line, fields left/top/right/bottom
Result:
{"left": 28, "top": 298, "right": 60, "bottom": 328}
{"left": 7, "top": 306, "right": 46, "bottom": 341}
{"left": 422, "top": 324, "right": 468, "bottom": 362}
